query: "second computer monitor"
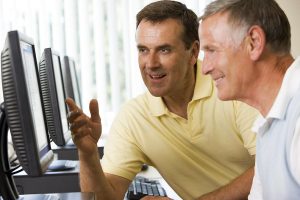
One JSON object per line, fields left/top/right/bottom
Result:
{"left": 62, "top": 56, "right": 81, "bottom": 108}
{"left": 39, "top": 48, "right": 71, "bottom": 146}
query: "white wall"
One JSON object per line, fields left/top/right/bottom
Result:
{"left": 277, "top": 0, "right": 300, "bottom": 57}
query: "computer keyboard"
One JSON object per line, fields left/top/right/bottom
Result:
{"left": 126, "top": 176, "right": 167, "bottom": 200}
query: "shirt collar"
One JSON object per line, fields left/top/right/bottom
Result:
{"left": 148, "top": 60, "right": 213, "bottom": 117}
{"left": 252, "top": 57, "right": 300, "bottom": 134}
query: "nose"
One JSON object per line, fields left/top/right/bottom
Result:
{"left": 145, "top": 52, "right": 159, "bottom": 69}
{"left": 201, "top": 54, "right": 213, "bottom": 75}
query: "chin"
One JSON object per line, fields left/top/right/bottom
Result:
{"left": 217, "top": 91, "right": 233, "bottom": 101}
{"left": 149, "top": 91, "right": 164, "bottom": 97}
{"left": 148, "top": 88, "right": 166, "bottom": 97}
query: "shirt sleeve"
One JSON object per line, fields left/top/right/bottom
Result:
{"left": 248, "top": 162, "right": 263, "bottom": 200}
{"left": 234, "top": 101, "right": 259, "bottom": 155}
{"left": 101, "top": 104, "right": 148, "bottom": 181}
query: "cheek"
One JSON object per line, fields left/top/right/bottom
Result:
{"left": 138, "top": 56, "right": 143, "bottom": 67}
{"left": 205, "top": 53, "right": 215, "bottom": 64}
{"left": 138, "top": 57, "right": 146, "bottom": 72}
{"left": 226, "top": 63, "right": 244, "bottom": 87}
{"left": 216, "top": 51, "right": 235, "bottom": 72}
{"left": 203, "top": 52, "right": 218, "bottom": 68}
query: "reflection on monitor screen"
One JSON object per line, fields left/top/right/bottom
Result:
{"left": 39, "top": 48, "right": 71, "bottom": 146}
{"left": 52, "top": 54, "right": 69, "bottom": 135}
{"left": 20, "top": 41, "right": 48, "bottom": 152}
{"left": 69, "top": 59, "right": 81, "bottom": 106}
{"left": 62, "top": 56, "right": 82, "bottom": 107}
{"left": 1, "top": 31, "right": 53, "bottom": 176}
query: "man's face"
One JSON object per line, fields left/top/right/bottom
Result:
{"left": 136, "top": 19, "right": 197, "bottom": 97}
{"left": 199, "top": 12, "right": 252, "bottom": 101}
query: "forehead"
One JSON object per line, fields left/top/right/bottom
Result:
{"left": 136, "top": 18, "right": 184, "bottom": 46}
{"left": 199, "top": 12, "right": 234, "bottom": 47}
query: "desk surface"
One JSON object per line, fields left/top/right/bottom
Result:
{"left": 18, "top": 192, "right": 94, "bottom": 200}
{"left": 51, "top": 139, "right": 105, "bottom": 160}
{"left": 13, "top": 163, "right": 80, "bottom": 194}
{"left": 137, "top": 166, "right": 182, "bottom": 200}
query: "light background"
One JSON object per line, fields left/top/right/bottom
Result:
{"left": 0, "top": 0, "right": 298, "bottom": 132}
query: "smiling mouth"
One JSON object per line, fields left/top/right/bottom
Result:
{"left": 214, "top": 75, "right": 225, "bottom": 85}
{"left": 149, "top": 74, "right": 166, "bottom": 79}
{"left": 215, "top": 76, "right": 224, "bottom": 81}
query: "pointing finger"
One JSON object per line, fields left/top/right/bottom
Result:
{"left": 89, "top": 99, "right": 101, "bottom": 123}
{"left": 65, "top": 97, "right": 79, "bottom": 112}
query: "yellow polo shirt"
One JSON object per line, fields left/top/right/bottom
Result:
{"left": 102, "top": 62, "right": 258, "bottom": 200}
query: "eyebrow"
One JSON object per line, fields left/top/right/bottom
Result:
{"left": 137, "top": 44, "right": 146, "bottom": 49}
{"left": 157, "top": 44, "right": 172, "bottom": 50}
{"left": 137, "top": 44, "right": 173, "bottom": 50}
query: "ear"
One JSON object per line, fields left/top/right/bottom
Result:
{"left": 246, "top": 25, "right": 266, "bottom": 61}
{"left": 190, "top": 40, "right": 200, "bottom": 65}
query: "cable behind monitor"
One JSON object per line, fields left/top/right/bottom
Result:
{"left": 0, "top": 102, "right": 19, "bottom": 200}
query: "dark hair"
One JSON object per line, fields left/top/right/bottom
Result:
{"left": 136, "top": 0, "right": 199, "bottom": 49}
{"left": 201, "top": 0, "right": 291, "bottom": 54}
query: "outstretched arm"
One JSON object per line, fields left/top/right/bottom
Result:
{"left": 197, "top": 166, "right": 254, "bottom": 200}
{"left": 66, "top": 98, "right": 131, "bottom": 200}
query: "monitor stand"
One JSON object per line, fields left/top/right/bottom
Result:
{"left": 51, "top": 139, "right": 104, "bottom": 160}
{"left": 13, "top": 164, "right": 80, "bottom": 194}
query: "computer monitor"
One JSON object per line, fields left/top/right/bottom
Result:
{"left": 39, "top": 48, "right": 71, "bottom": 146}
{"left": 62, "top": 56, "right": 81, "bottom": 107}
{"left": 1, "top": 30, "right": 54, "bottom": 177}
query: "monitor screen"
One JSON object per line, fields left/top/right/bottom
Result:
{"left": 39, "top": 48, "right": 71, "bottom": 146}
{"left": 52, "top": 54, "right": 69, "bottom": 136}
{"left": 1, "top": 31, "right": 53, "bottom": 176}
{"left": 21, "top": 41, "right": 49, "bottom": 152}
{"left": 62, "top": 56, "right": 82, "bottom": 108}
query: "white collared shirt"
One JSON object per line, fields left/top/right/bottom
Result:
{"left": 248, "top": 57, "right": 300, "bottom": 200}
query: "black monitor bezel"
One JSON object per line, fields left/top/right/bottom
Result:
{"left": 39, "top": 48, "right": 71, "bottom": 146}
{"left": 62, "top": 56, "right": 82, "bottom": 108}
{"left": 1, "top": 30, "right": 54, "bottom": 176}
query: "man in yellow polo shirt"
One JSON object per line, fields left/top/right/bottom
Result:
{"left": 66, "top": 1, "right": 258, "bottom": 200}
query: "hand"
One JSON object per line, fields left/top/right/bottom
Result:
{"left": 141, "top": 196, "right": 173, "bottom": 200}
{"left": 65, "top": 98, "right": 102, "bottom": 155}
{"left": 198, "top": 194, "right": 217, "bottom": 200}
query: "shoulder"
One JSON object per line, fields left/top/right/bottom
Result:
{"left": 232, "top": 100, "right": 260, "bottom": 116}
{"left": 121, "top": 92, "right": 150, "bottom": 113}
{"left": 114, "top": 92, "right": 153, "bottom": 121}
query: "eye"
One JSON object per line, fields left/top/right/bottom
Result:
{"left": 206, "top": 48, "right": 215, "bottom": 53}
{"left": 160, "top": 48, "right": 171, "bottom": 54}
{"left": 203, "top": 46, "right": 216, "bottom": 54}
{"left": 137, "top": 47, "right": 148, "bottom": 54}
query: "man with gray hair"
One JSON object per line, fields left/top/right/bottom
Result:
{"left": 199, "top": 0, "right": 300, "bottom": 199}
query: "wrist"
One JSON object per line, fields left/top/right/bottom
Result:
{"left": 78, "top": 145, "right": 99, "bottom": 157}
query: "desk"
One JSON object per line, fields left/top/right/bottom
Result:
{"left": 51, "top": 139, "right": 105, "bottom": 160}
{"left": 14, "top": 163, "right": 182, "bottom": 199}
{"left": 13, "top": 162, "right": 80, "bottom": 194}
{"left": 17, "top": 192, "right": 94, "bottom": 200}
{"left": 137, "top": 166, "right": 182, "bottom": 200}
{"left": 14, "top": 139, "right": 106, "bottom": 195}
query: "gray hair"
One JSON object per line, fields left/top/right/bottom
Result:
{"left": 200, "top": 0, "right": 291, "bottom": 54}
